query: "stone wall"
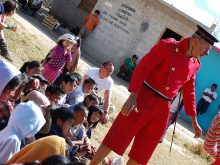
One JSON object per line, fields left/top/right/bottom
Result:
{"left": 50, "top": 0, "right": 197, "bottom": 69}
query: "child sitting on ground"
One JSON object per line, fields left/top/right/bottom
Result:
{"left": 47, "top": 107, "right": 75, "bottom": 138}
{"left": 117, "top": 54, "right": 138, "bottom": 82}
{"left": 65, "top": 104, "right": 88, "bottom": 146}
{"left": 20, "top": 60, "right": 42, "bottom": 77}
{"left": 86, "top": 105, "right": 103, "bottom": 139}
{"left": 0, "top": 60, "right": 21, "bottom": 130}
{"left": 69, "top": 94, "right": 99, "bottom": 111}
{"left": 54, "top": 73, "right": 78, "bottom": 106}
{"left": 0, "top": 101, "right": 45, "bottom": 163}
{"left": 45, "top": 85, "right": 64, "bottom": 109}
{"left": 66, "top": 78, "right": 96, "bottom": 105}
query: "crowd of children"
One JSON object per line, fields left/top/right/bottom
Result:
{"left": 1, "top": 1, "right": 220, "bottom": 165}
{"left": 0, "top": 29, "right": 109, "bottom": 164}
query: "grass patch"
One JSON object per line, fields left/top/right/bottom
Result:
{"left": 184, "top": 142, "right": 214, "bottom": 163}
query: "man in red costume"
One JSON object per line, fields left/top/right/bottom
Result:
{"left": 90, "top": 25, "right": 219, "bottom": 165}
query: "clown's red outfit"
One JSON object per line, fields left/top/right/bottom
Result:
{"left": 102, "top": 38, "right": 200, "bottom": 164}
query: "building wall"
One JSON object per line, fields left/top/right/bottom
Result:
{"left": 50, "top": 0, "right": 87, "bottom": 28}
{"left": 50, "top": 0, "right": 197, "bottom": 69}
{"left": 181, "top": 49, "right": 220, "bottom": 132}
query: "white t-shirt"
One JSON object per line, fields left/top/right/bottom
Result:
{"left": 202, "top": 88, "right": 217, "bottom": 103}
{"left": 85, "top": 68, "right": 113, "bottom": 93}
{"left": 70, "top": 124, "right": 86, "bottom": 140}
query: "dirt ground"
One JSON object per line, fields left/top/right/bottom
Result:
{"left": 1, "top": 10, "right": 214, "bottom": 165}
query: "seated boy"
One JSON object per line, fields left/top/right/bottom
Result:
{"left": 46, "top": 107, "right": 75, "bottom": 137}
{"left": 65, "top": 104, "right": 88, "bottom": 146}
{"left": 69, "top": 94, "right": 99, "bottom": 111}
{"left": 117, "top": 54, "right": 138, "bottom": 82}
{"left": 66, "top": 78, "right": 96, "bottom": 105}
{"left": 45, "top": 85, "right": 64, "bottom": 109}
{"left": 55, "top": 73, "right": 78, "bottom": 105}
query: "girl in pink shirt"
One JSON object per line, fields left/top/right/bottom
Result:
{"left": 43, "top": 33, "right": 76, "bottom": 84}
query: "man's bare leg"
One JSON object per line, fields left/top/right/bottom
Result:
{"left": 90, "top": 144, "right": 111, "bottom": 165}
{"left": 127, "top": 158, "right": 139, "bottom": 165}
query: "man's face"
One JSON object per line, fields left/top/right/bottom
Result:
{"left": 101, "top": 64, "right": 114, "bottom": 78}
{"left": 194, "top": 38, "right": 212, "bottom": 58}
{"left": 211, "top": 85, "right": 217, "bottom": 92}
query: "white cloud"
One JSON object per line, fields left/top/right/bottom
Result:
{"left": 207, "top": 0, "right": 220, "bottom": 15}
{"left": 163, "top": 0, "right": 215, "bottom": 27}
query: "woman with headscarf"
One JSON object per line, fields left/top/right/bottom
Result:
{"left": 0, "top": 101, "right": 45, "bottom": 163}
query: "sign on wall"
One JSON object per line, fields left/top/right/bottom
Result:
{"left": 99, "top": 3, "right": 136, "bottom": 35}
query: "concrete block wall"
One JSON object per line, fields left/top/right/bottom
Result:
{"left": 50, "top": 0, "right": 198, "bottom": 70}
{"left": 82, "top": 0, "right": 197, "bottom": 69}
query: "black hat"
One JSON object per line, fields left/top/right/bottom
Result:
{"left": 195, "top": 25, "right": 219, "bottom": 45}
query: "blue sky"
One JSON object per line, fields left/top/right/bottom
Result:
{"left": 163, "top": 0, "right": 220, "bottom": 47}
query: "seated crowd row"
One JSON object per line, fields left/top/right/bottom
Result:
{"left": 0, "top": 33, "right": 117, "bottom": 164}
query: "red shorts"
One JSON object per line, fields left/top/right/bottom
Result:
{"left": 102, "top": 86, "right": 171, "bottom": 164}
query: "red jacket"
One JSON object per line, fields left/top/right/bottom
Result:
{"left": 129, "top": 38, "right": 200, "bottom": 116}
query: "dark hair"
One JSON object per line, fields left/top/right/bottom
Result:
{"left": 86, "top": 105, "right": 103, "bottom": 138}
{"left": 46, "top": 85, "right": 64, "bottom": 95}
{"left": 102, "top": 61, "right": 113, "bottom": 67}
{"left": 20, "top": 61, "right": 41, "bottom": 73}
{"left": 83, "top": 94, "right": 99, "bottom": 106}
{"left": 62, "top": 73, "right": 78, "bottom": 84}
{"left": 41, "top": 155, "right": 70, "bottom": 165}
{"left": 74, "top": 104, "right": 87, "bottom": 114}
{"left": 132, "top": 54, "right": 138, "bottom": 59}
{"left": 69, "top": 72, "right": 82, "bottom": 85}
{"left": 212, "top": 84, "right": 217, "bottom": 88}
{"left": 51, "top": 107, "right": 74, "bottom": 124}
{"left": 4, "top": 75, "right": 21, "bottom": 91}
{"left": 87, "top": 105, "right": 103, "bottom": 127}
{"left": 95, "top": 10, "right": 100, "bottom": 15}
{"left": 84, "top": 78, "right": 96, "bottom": 85}
{"left": 3, "top": 0, "right": 17, "bottom": 14}
{"left": 66, "top": 163, "right": 86, "bottom": 165}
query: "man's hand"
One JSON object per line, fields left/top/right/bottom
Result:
{"left": 100, "top": 113, "right": 109, "bottom": 124}
{"left": 121, "top": 92, "right": 138, "bottom": 116}
{"left": 191, "top": 116, "right": 202, "bottom": 138}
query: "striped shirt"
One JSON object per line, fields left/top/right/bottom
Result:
{"left": 204, "top": 112, "right": 220, "bottom": 159}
